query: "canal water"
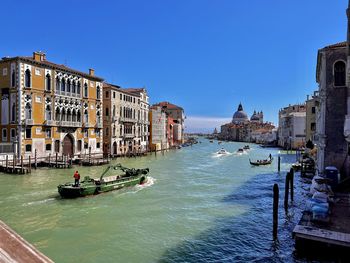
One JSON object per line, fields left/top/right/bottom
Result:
{"left": 0, "top": 140, "right": 309, "bottom": 262}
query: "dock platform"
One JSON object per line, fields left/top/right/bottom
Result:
{"left": 0, "top": 220, "right": 53, "bottom": 263}
{"left": 293, "top": 193, "right": 350, "bottom": 249}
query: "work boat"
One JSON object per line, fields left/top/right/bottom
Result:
{"left": 237, "top": 148, "right": 245, "bottom": 154}
{"left": 58, "top": 164, "right": 149, "bottom": 198}
{"left": 217, "top": 148, "right": 229, "bottom": 155}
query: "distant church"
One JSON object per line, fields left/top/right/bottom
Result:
{"left": 219, "top": 103, "right": 274, "bottom": 143}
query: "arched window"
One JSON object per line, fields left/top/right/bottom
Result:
{"left": 113, "top": 105, "right": 116, "bottom": 117}
{"left": 72, "top": 109, "right": 77, "bottom": 122}
{"left": 77, "top": 110, "right": 81, "bottom": 122}
{"left": 11, "top": 70, "right": 15, "bottom": 87}
{"left": 72, "top": 81, "right": 76, "bottom": 93}
{"left": 97, "top": 111, "right": 101, "bottom": 123}
{"left": 45, "top": 105, "right": 52, "bottom": 120}
{"left": 67, "top": 79, "right": 71, "bottom": 93}
{"left": 97, "top": 85, "right": 101, "bottom": 99}
{"left": 77, "top": 81, "right": 81, "bottom": 95}
{"left": 67, "top": 109, "right": 72, "bottom": 121}
{"left": 56, "top": 77, "right": 60, "bottom": 91}
{"left": 55, "top": 108, "right": 60, "bottom": 121}
{"left": 25, "top": 69, "right": 31, "bottom": 87}
{"left": 84, "top": 83, "right": 88, "bottom": 97}
{"left": 61, "top": 108, "right": 66, "bottom": 121}
{"left": 25, "top": 103, "right": 32, "bottom": 119}
{"left": 84, "top": 110, "right": 89, "bottom": 124}
{"left": 11, "top": 103, "right": 16, "bottom": 122}
{"left": 61, "top": 78, "right": 66, "bottom": 92}
{"left": 334, "top": 61, "right": 346, "bottom": 86}
{"left": 46, "top": 73, "right": 51, "bottom": 91}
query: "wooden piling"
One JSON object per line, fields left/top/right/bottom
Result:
{"left": 21, "top": 155, "right": 24, "bottom": 174}
{"left": 5, "top": 155, "right": 8, "bottom": 170}
{"left": 34, "top": 149, "right": 37, "bottom": 169}
{"left": 284, "top": 172, "right": 290, "bottom": 211}
{"left": 28, "top": 156, "right": 31, "bottom": 173}
{"left": 278, "top": 156, "right": 281, "bottom": 172}
{"left": 55, "top": 153, "right": 58, "bottom": 168}
{"left": 48, "top": 154, "right": 51, "bottom": 166}
{"left": 290, "top": 168, "right": 294, "bottom": 202}
{"left": 13, "top": 154, "right": 15, "bottom": 170}
{"left": 273, "top": 183, "right": 279, "bottom": 239}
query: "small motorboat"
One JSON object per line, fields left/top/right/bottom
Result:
{"left": 237, "top": 148, "right": 244, "bottom": 154}
{"left": 243, "top": 145, "right": 250, "bottom": 150}
{"left": 217, "top": 148, "right": 229, "bottom": 155}
{"left": 249, "top": 156, "right": 273, "bottom": 166}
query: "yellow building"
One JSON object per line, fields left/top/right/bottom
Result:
{"left": 0, "top": 52, "right": 104, "bottom": 158}
{"left": 305, "top": 91, "right": 318, "bottom": 142}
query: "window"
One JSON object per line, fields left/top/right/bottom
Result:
{"left": 67, "top": 79, "right": 71, "bottom": 93}
{"left": 46, "top": 144, "right": 52, "bottom": 151}
{"left": 10, "top": 129, "right": 16, "bottom": 141}
{"left": 45, "top": 73, "right": 51, "bottom": 91}
{"left": 56, "top": 77, "right": 60, "bottom": 91}
{"left": 97, "top": 85, "right": 101, "bottom": 99}
{"left": 25, "top": 69, "right": 31, "bottom": 87}
{"left": 113, "top": 92, "right": 115, "bottom": 98}
{"left": 120, "top": 94, "right": 122, "bottom": 100}
{"left": 35, "top": 68, "right": 41, "bottom": 76}
{"left": 25, "top": 103, "right": 32, "bottom": 119}
{"left": 77, "top": 140, "right": 82, "bottom": 151}
{"left": 106, "top": 127, "right": 109, "bottom": 136}
{"left": 36, "top": 128, "right": 41, "bottom": 134}
{"left": 311, "top": 107, "right": 315, "bottom": 114}
{"left": 84, "top": 110, "right": 89, "bottom": 124}
{"left": 105, "top": 91, "right": 109, "bottom": 98}
{"left": 113, "top": 105, "right": 116, "bottom": 117}
{"left": 3, "top": 68, "right": 7, "bottom": 76}
{"left": 84, "top": 129, "right": 88, "bottom": 137}
{"left": 105, "top": 107, "right": 109, "bottom": 116}
{"left": 45, "top": 105, "right": 52, "bottom": 120}
{"left": 11, "top": 103, "right": 16, "bottom": 122}
{"left": 96, "top": 129, "right": 101, "bottom": 136}
{"left": 72, "top": 81, "right": 76, "bottom": 93}
{"left": 11, "top": 70, "right": 15, "bottom": 87}
{"left": 25, "top": 144, "right": 32, "bottom": 152}
{"left": 84, "top": 83, "right": 88, "bottom": 97}
{"left": 25, "top": 128, "right": 32, "bottom": 139}
{"left": 61, "top": 78, "right": 66, "bottom": 92}
{"left": 46, "top": 128, "right": 51, "bottom": 138}
{"left": 334, "top": 61, "right": 346, "bottom": 86}
{"left": 2, "top": 129, "right": 7, "bottom": 141}
{"left": 84, "top": 142, "right": 88, "bottom": 149}
{"left": 97, "top": 142, "right": 100, "bottom": 149}
{"left": 77, "top": 81, "right": 81, "bottom": 95}
{"left": 311, "top": 123, "right": 316, "bottom": 131}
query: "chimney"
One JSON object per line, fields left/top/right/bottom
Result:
{"left": 33, "top": 51, "right": 46, "bottom": 62}
{"left": 89, "top": 68, "right": 95, "bottom": 76}
{"left": 307, "top": 95, "right": 309, "bottom": 100}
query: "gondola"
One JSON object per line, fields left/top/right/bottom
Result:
{"left": 249, "top": 157, "right": 273, "bottom": 166}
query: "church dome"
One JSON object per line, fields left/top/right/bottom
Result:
{"left": 232, "top": 103, "right": 249, "bottom": 123}
{"left": 250, "top": 110, "right": 260, "bottom": 121}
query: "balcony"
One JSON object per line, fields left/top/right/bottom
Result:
{"left": 55, "top": 90, "right": 81, "bottom": 98}
{"left": 112, "top": 116, "right": 119, "bottom": 122}
{"left": 58, "top": 121, "right": 82, "bottom": 127}
{"left": 24, "top": 119, "right": 34, "bottom": 126}
{"left": 120, "top": 117, "right": 137, "bottom": 123}
{"left": 82, "top": 121, "right": 92, "bottom": 128}
{"left": 123, "top": 134, "right": 134, "bottom": 139}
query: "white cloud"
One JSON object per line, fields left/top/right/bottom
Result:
{"left": 184, "top": 116, "right": 231, "bottom": 133}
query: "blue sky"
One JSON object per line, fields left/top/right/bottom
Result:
{"left": 1, "top": 0, "right": 348, "bottom": 132}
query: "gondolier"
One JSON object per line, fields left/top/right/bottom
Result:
{"left": 73, "top": 171, "right": 80, "bottom": 186}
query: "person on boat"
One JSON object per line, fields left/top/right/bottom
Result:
{"left": 269, "top": 154, "right": 272, "bottom": 160}
{"left": 73, "top": 171, "right": 80, "bottom": 187}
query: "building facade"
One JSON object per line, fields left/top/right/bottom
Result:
{"left": 0, "top": 52, "right": 103, "bottom": 158}
{"left": 305, "top": 91, "right": 319, "bottom": 142}
{"left": 278, "top": 104, "right": 306, "bottom": 149}
{"left": 103, "top": 84, "right": 150, "bottom": 156}
{"left": 149, "top": 105, "right": 167, "bottom": 151}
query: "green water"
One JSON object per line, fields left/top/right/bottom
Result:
{"left": 0, "top": 140, "right": 297, "bottom": 262}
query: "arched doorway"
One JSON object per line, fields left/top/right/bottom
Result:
{"left": 113, "top": 142, "right": 117, "bottom": 156}
{"left": 63, "top": 134, "right": 74, "bottom": 156}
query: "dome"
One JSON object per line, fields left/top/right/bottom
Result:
{"left": 232, "top": 103, "right": 249, "bottom": 123}
{"left": 250, "top": 110, "right": 260, "bottom": 121}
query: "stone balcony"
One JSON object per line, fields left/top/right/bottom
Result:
{"left": 58, "top": 121, "right": 82, "bottom": 127}
{"left": 44, "top": 120, "right": 56, "bottom": 126}
{"left": 123, "top": 134, "right": 134, "bottom": 139}
{"left": 120, "top": 117, "right": 137, "bottom": 123}
{"left": 55, "top": 90, "right": 81, "bottom": 98}
{"left": 95, "top": 122, "right": 103, "bottom": 128}
{"left": 24, "top": 119, "right": 34, "bottom": 126}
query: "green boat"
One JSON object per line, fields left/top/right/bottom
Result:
{"left": 57, "top": 164, "right": 149, "bottom": 198}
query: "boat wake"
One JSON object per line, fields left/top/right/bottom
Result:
{"left": 23, "top": 197, "right": 56, "bottom": 207}
{"left": 134, "top": 176, "right": 156, "bottom": 191}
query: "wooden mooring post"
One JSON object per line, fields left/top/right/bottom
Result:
{"left": 34, "top": 149, "right": 37, "bottom": 169}
{"left": 278, "top": 156, "right": 281, "bottom": 172}
{"left": 273, "top": 183, "right": 279, "bottom": 239}
{"left": 48, "top": 154, "right": 51, "bottom": 166}
{"left": 55, "top": 153, "right": 58, "bottom": 168}
{"left": 5, "top": 155, "right": 8, "bottom": 170}
{"left": 284, "top": 172, "right": 290, "bottom": 211}
{"left": 21, "top": 156, "right": 24, "bottom": 174}
{"left": 290, "top": 168, "right": 294, "bottom": 202}
{"left": 28, "top": 156, "right": 31, "bottom": 173}
{"left": 13, "top": 154, "right": 16, "bottom": 170}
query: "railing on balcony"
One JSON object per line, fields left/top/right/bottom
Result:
{"left": 44, "top": 120, "right": 55, "bottom": 126}
{"left": 55, "top": 90, "right": 81, "bottom": 98}
{"left": 95, "top": 122, "right": 103, "bottom": 128}
{"left": 120, "top": 117, "right": 137, "bottom": 123}
{"left": 57, "top": 121, "right": 82, "bottom": 127}
{"left": 24, "top": 119, "right": 34, "bottom": 126}
{"left": 82, "top": 121, "right": 91, "bottom": 128}
{"left": 123, "top": 134, "right": 134, "bottom": 139}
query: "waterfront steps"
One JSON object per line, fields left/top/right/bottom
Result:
{"left": 0, "top": 220, "right": 53, "bottom": 263}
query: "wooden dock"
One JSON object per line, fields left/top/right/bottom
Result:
{"left": 293, "top": 193, "right": 350, "bottom": 249}
{"left": 0, "top": 220, "right": 53, "bottom": 263}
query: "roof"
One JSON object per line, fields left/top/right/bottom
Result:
{"left": 322, "top": 41, "right": 347, "bottom": 50}
{"left": 1, "top": 55, "right": 104, "bottom": 81}
{"left": 153, "top": 101, "right": 184, "bottom": 111}
{"left": 103, "top": 83, "right": 143, "bottom": 97}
